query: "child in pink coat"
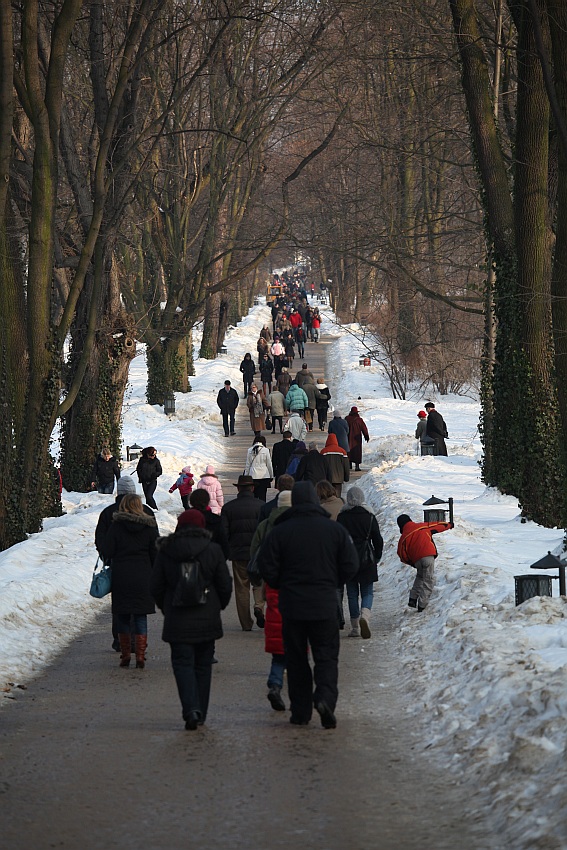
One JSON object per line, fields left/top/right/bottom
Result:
{"left": 168, "top": 466, "right": 194, "bottom": 509}
{"left": 196, "top": 465, "right": 224, "bottom": 515}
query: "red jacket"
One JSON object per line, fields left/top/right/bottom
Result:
{"left": 289, "top": 312, "right": 302, "bottom": 329}
{"left": 397, "top": 520, "right": 451, "bottom": 566}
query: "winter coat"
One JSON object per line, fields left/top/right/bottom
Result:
{"left": 345, "top": 412, "right": 370, "bottom": 456}
{"left": 271, "top": 342, "right": 284, "bottom": 357}
{"left": 260, "top": 327, "right": 272, "bottom": 342}
{"left": 318, "top": 494, "right": 344, "bottom": 521}
{"left": 286, "top": 412, "right": 307, "bottom": 442}
{"left": 247, "top": 389, "right": 269, "bottom": 432}
{"left": 240, "top": 357, "right": 256, "bottom": 379}
{"left": 311, "top": 315, "right": 321, "bottom": 329}
{"left": 286, "top": 443, "right": 308, "bottom": 476}
{"left": 250, "top": 504, "right": 290, "bottom": 656}
{"left": 221, "top": 490, "right": 264, "bottom": 560}
{"left": 95, "top": 497, "right": 154, "bottom": 565}
{"left": 337, "top": 505, "right": 383, "bottom": 584}
{"left": 272, "top": 438, "right": 295, "bottom": 481}
{"left": 151, "top": 527, "right": 232, "bottom": 644}
{"left": 285, "top": 384, "right": 308, "bottom": 412}
{"left": 245, "top": 444, "right": 274, "bottom": 481}
{"left": 257, "top": 501, "right": 359, "bottom": 620}
{"left": 273, "top": 355, "right": 289, "bottom": 378}
{"left": 295, "top": 450, "right": 329, "bottom": 485}
{"left": 315, "top": 385, "right": 331, "bottom": 411}
{"left": 415, "top": 419, "right": 434, "bottom": 444}
{"left": 320, "top": 433, "right": 350, "bottom": 485}
{"left": 196, "top": 474, "right": 224, "bottom": 514}
{"left": 289, "top": 312, "right": 302, "bottom": 329}
{"left": 199, "top": 508, "right": 230, "bottom": 558}
{"left": 284, "top": 340, "right": 295, "bottom": 359}
{"left": 260, "top": 357, "right": 274, "bottom": 382}
{"left": 295, "top": 368, "right": 314, "bottom": 389}
{"left": 92, "top": 454, "right": 120, "bottom": 487}
{"left": 136, "top": 455, "right": 163, "bottom": 484}
{"left": 302, "top": 381, "right": 317, "bottom": 411}
{"left": 276, "top": 371, "right": 292, "bottom": 395}
{"left": 327, "top": 416, "right": 350, "bottom": 453}
{"left": 426, "top": 409, "right": 449, "bottom": 456}
{"left": 99, "top": 511, "right": 159, "bottom": 615}
{"left": 169, "top": 468, "right": 194, "bottom": 497}
{"left": 217, "top": 385, "right": 240, "bottom": 413}
{"left": 267, "top": 390, "right": 286, "bottom": 417}
{"left": 397, "top": 520, "right": 452, "bottom": 566}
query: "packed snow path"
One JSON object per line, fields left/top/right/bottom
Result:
{"left": 0, "top": 328, "right": 497, "bottom": 849}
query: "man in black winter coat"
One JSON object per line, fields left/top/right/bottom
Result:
{"left": 91, "top": 448, "right": 120, "bottom": 493}
{"left": 294, "top": 442, "right": 329, "bottom": 485}
{"left": 425, "top": 402, "right": 449, "bottom": 456}
{"left": 221, "top": 475, "right": 264, "bottom": 630}
{"left": 217, "top": 380, "right": 240, "bottom": 437}
{"left": 271, "top": 430, "right": 295, "bottom": 480}
{"left": 257, "top": 482, "right": 359, "bottom": 729}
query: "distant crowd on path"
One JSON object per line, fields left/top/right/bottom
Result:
{"left": 90, "top": 283, "right": 454, "bottom": 733}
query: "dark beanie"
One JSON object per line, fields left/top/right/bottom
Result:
{"left": 176, "top": 509, "right": 206, "bottom": 530}
{"left": 292, "top": 481, "right": 320, "bottom": 506}
{"left": 397, "top": 514, "right": 412, "bottom": 531}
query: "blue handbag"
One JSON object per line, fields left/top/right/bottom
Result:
{"left": 89, "top": 558, "right": 112, "bottom": 598}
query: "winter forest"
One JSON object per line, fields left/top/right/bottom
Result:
{"left": 2, "top": 0, "right": 567, "bottom": 552}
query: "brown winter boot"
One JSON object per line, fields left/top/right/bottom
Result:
{"left": 118, "top": 634, "right": 131, "bottom": 668}
{"left": 135, "top": 634, "right": 148, "bottom": 669}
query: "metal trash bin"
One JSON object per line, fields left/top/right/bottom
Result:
{"left": 420, "top": 444, "right": 436, "bottom": 456}
{"left": 514, "top": 574, "right": 552, "bottom": 606}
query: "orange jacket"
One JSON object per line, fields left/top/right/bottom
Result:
{"left": 397, "top": 520, "right": 451, "bottom": 566}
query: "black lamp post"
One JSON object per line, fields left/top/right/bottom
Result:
{"left": 422, "top": 495, "right": 454, "bottom": 525}
{"left": 164, "top": 392, "right": 176, "bottom": 415}
{"left": 530, "top": 551, "right": 566, "bottom": 596}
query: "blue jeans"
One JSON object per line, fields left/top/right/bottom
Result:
{"left": 267, "top": 654, "right": 286, "bottom": 689}
{"left": 98, "top": 482, "right": 114, "bottom": 494}
{"left": 114, "top": 613, "right": 147, "bottom": 635}
{"left": 346, "top": 581, "right": 374, "bottom": 619}
{"left": 170, "top": 641, "right": 215, "bottom": 722}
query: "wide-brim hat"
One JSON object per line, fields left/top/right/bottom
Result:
{"left": 234, "top": 474, "right": 254, "bottom": 487}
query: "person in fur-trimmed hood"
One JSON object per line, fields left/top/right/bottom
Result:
{"left": 195, "top": 465, "right": 224, "bottom": 514}
{"left": 151, "top": 509, "right": 232, "bottom": 730}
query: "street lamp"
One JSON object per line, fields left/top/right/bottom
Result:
{"left": 164, "top": 391, "right": 176, "bottom": 415}
{"left": 530, "top": 551, "right": 566, "bottom": 596}
{"left": 126, "top": 443, "right": 142, "bottom": 461}
{"left": 422, "top": 494, "right": 454, "bottom": 524}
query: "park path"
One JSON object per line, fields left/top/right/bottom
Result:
{"left": 0, "top": 323, "right": 499, "bottom": 850}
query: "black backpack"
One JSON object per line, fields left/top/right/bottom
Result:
{"left": 172, "top": 559, "right": 208, "bottom": 607}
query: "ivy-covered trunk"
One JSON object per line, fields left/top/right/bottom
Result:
{"left": 146, "top": 336, "right": 188, "bottom": 405}
{"left": 200, "top": 290, "right": 221, "bottom": 359}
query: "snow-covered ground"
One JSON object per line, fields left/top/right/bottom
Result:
{"left": 2, "top": 299, "right": 567, "bottom": 847}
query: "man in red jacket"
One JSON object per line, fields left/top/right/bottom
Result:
{"left": 396, "top": 514, "right": 453, "bottom": 611}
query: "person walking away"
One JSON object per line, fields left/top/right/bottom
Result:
{"left": 257, "top": 482, "right": 359, "bottom": 728}
{"left": 259, "top": 353, "right": 274, "bottom": 396}
{"left": 424, "top": 402, "right": 449, "bottom": 456}
{"left": 286, "top": 411, "right": 307, "bottom": 443}
{"left": 257, "top": 473, "right": 294, "bottom": 522}
{"left": 250, "top": 490, "right": 293, "bottom": 712}
{"left": 239, "top": 353, "right": 256, "bottom": 397}
{"left": 267, "top": 387, "right": 286, "bottom": 434}
{"left": 415, "top": 410, "right": 436, "bottom": 454}
{"left": 168, "top": 466, "right": 194, "bottom": 509}
{"left": 320, "top": 432, "right": 350, "bottom": 497}
{"left": 397, "top": 513, "right": 453, "bottom": 611}
{"left": 327, "top": 410, "right": 350, "bottom": 454}
{"left": 286, "top": 440, "right": 308, "bottom": 478}
{"left": 216, "top": 379, "right": 239, "bottom": 437}
{"left": 136, "top": 446, "right": 162, "bottom": 510}
{"left": 302, "top": 377, "right": 317, "bottom": 432}
{"left": 345, "top": 406, "right": 369, "bottom": 472}
{"left": 195, "top": 465, "right": 224, "bottom": 514}
{"left": 91, "top": 447, "right": 120, "bottom": 494}
{"left": 276, "top": 366, "right": 291, "bottom": 397}
{"left": 189, "top": 489, "right": 229, "bottom": 558}
{"left": 151, "top": 509, "right": 232, "bottom": 729}
{"left": 315, "top": 379, "right": 331, "bottom": 430}
{"left": 221, "top": 475, "right": 264, "bottom": 630}
{"left": 244, "top": 435, "right": 274, "bottom": 502}
{"left": 337, "top": 487, "right": 383, "bottom": 639}
{"left": 295, "top": 442, "right": 328, "bottom": 485}
{"left": 315, "top": 480, "right": 344, "bottom": 521}
{"left": 272, "top": 432, "right": 296, "bottom": 481}
{"left": 285, "top": 380, "right": 308, "bottom": 416}
{"left": 95, "top": 476, "right": 154, "bottom": 652}
{"left": 98, "top": 494, "right": 159, "bottom": 668}
{"left": 260, "top": 324, "right": 272, "bottom": 343}
{"left": 247, "top": 383, "right": 269, "bottom": 435}
{"left": 295, "top": 363, "right": 314, "bottom": 388}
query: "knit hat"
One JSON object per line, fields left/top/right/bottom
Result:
{"left": 277, "top": 490, "right": 293, "bottom": 508}
{"left": 176, "top": 509, "right": 206, "bottom": 529}
{"left": 292, "top": 481, "right": 319, "bottom": 506}
{"left": 397, "top": 514, "right": 412, "bottom": 531}
{"left": 417, "top": 411, "right": 427, "bottom": 418}
{"left": 350, "top": 406, "right": 358, "bottom": 414}
{"left": 182, "top": 465, "right": 192, "bottom": 474}
{"left": 346, "top": 486, "right": 365, "bottom": 507}
{"left": 333, "top": 410, "right": 341, "bottom": 417}
{"left": 117, "top": 476, "right": 136, "bottom": 495}
{"left": 204, "top": 464, "right": 215, "bottom": 475}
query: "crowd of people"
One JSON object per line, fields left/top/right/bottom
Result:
{"left": 91, "top": 293, "right": 453, "bottom": 733}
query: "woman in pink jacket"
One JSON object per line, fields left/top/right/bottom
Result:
{"left": 196, "top": 465, "right": 224, "bottom": 515}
